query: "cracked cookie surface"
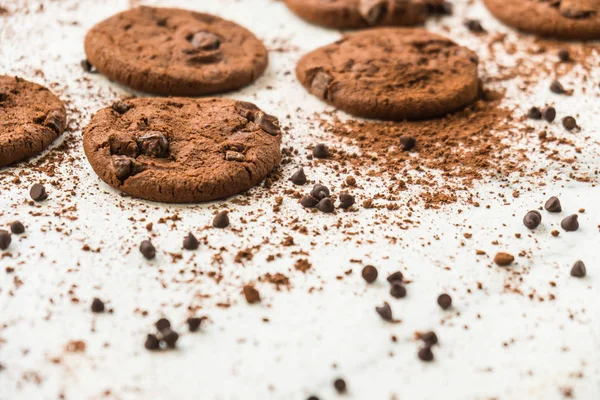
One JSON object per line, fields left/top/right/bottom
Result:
{"left": 83, "top": 98, "right": 282, "bottom": 203}
{"left": 296, "top": 28, "right": 479, "bottom": 121}
{"left": 483, "top": 0, "right": 600, "bottom": 40}
{"left": 84, "top": 6, "right": 269, "bottom": 96}
{"left": 0, "top": 75, "right": 66, "bottom": 167}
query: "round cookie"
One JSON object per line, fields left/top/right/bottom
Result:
{"left": 84, "top": 7, "right": 269, "bottom": 96}
{"left": 283, "top": 0, "right": 430, "bottom": 29}
{"left": 296, "top": 28, "right": 480, "bottom": 121}
{"left": 0, "top": 75, "right": 66, "bottom": 167}
{"left": 83, "top": 98, "right": 282, "bottom": 203}
{"left": 483, "top": 0, "right": 600, "bottom": 40}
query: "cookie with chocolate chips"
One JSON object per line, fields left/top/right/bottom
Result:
{"left": 283, "top": 0, "right": 432, "bottom": 29}
{"left": 84, "top": 7, "right": 268, "bottom": 95}
{"left": 83, "top": 98, "right": 281, "bottom": 203}
{"left": 0, "top": 76, "right": 66, "bottom": 167}
{"left": 483, "top": 0, "right": 600, "bottom": 40}
{"left": 296, "top": 28, "right": 479, "bottom": 120}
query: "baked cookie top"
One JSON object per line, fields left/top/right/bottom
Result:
{"left": 84, "top": 7, "right": 269, "bottom": 96}
{"left": 483, "top": 0, "right": 600, "bottom": 40}
{"left": 0, "top": 75, "right": 66, "bottom": 167}
{"left": 83, "top": 97, "right": 282, "bottom": 203}
{"left": 296, "top": 28, "right": 480, "bottom": 121}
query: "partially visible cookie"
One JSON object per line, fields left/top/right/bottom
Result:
{"left": 483, "top": 0, "right": 600, "bottom": 40}
{"left": 296, "top": 28, "right": 480, "bottom": 121}
{"left": 0, "top": 75, "right": 66, "bottom": 167}
{"left": 84, "top": 7, "right": 268, "bottom": 96}
{"left": 83, "top": 98, "right": 282, "bottom": 203}
{"left": 283, "top": 0, "right": 431, "bottom": 29}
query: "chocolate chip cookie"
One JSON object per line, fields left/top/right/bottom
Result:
{"left": 283, "top": 0, "right": 438, "bottom": 29}
{"left": 0, "top": 75, "right": 66, "bottom": 167}
{"left": 296, "top": 28, "right": 480, "bottom": 120}
{"left": 84, "top": 7, "right": 269, "bottom": 96}
{"left": 83, "top": 98, "right": 282, "bottom": 203}
{"left": 483, "top": 0, "right": 600, "bottom": 40}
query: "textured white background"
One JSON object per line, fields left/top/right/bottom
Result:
{"left": 0, "top": 0, "right": 599, "bottom": 399}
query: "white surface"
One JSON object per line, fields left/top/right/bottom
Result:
{"left": 0, "top": 1, "right": 599, "bottom": 399}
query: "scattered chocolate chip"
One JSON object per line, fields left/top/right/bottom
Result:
{"left": 422, "top": 331, "right": 438, "bottom": 346}
{"left": 464, "top": 19, "right": 485, "bottom": 33}
{"left": 387, "top": 271, "right": 404, "bottom": 283}
{"left": 437, "top": 294, "right": 452, "bottom": 310}
{"left": 361, "top": 265, "right": 378, "bottom": 283}
{"left": 190, "top": 31, "right": 221, "bottom": 50}
{"left": 312, "top": 143, "right": 330, "bottom": 159}
{"left": 494, "top": 252, "right": 514, "bottom": 267}
{"left": 112, "top": 101, "right": 132, "bottom": 114}
{"left": 0, "top": 230, "right": 11, "bottom": 250}
{"left": 139, "top": 240, "right": 156, "bottom": 260}
{"left": 243, "top": 284, "right": 261, "bottom": 304}
{"left": 390, "top": 283, "right": 407, "bottom": 299}
{"left": 562, "top": 116, "right": 578, "bottom": 131}
{"left": 523, "top": 210, "right": 542, "bottom": 229}
{"left": 187, "top": 317, "right": 205, "bottom": 332}
{"left": 91, "top": 298, "right": 105, "bottom": 313}
{"left": 30, "top": 183, "right": 48, "bottom": 202}
{"left": 290, "top": 168, "right": 307, "bottom": 185}
{"left": 545, "top": 196, "right": 562, "bottom": 213}
{"left": 561, "top": 214, "right": 579, "bottom": 232}
{"left": 300, "top": 194, "right": 319, "bottom": 208}
{"left": 400, "top": 136, "right": 416, "bottom": 151}
{"left": 376, "top": 302, "right": 393, "bottom": 322}
{"left": 558, "top": 49, "right": 570, "bottom": 62}
{"left": 213, "top": 211, "right": 230, "bottom": 228}
{"left": 542, "top": 107, "right": 556, "bottom": 122}
{"left": 310, "top": 184, "right": 330, "bottom": 200}
{"left": 155, "top": 318, "right": 171, "bottom": 332}
{"left": 338, "top": 192, "right": 355, "bottom": 209}
{"left": 162, "top": 329, "right": 179, "bottom": 348}
{"left": 316, "top": 198, "right": 335, "bottom": 213}
{"left": 418, "top": 346, "right": 434, "bottom": 362}
{"left": 9, "top": 221, "right": 24, "bottom": 234}
{"left": 137, "top": 131, "right": 169, "bottom": 158}
{"left": 333, "top": 378, "right": 347, "bottom": 394}
{"left": 550, "top": 80, "right": 565, "bottom": 94}
{"left": 528, "top": 107, "right": 542, "bottom": 119}
{"left": 570, "top": 261, "right": 586, "bottom": 278}
{"left": 144, "top": 334, "right": 160, "bottom": 350}
{"left": 183, "top": 232, "right": 199, "bottom": 250}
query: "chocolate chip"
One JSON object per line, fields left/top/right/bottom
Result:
{"left": 558, "top": 49, "right": 570, "bottom": 62}
{"left": 545, "top": 196, "right": 562, "bottom": 213}
{"left": 312, "top": 143, "right": 330, "bottom": 159}
{"left": 376, "top": 302, "right": 393, "bottom": 322}
{"left": 418, "top": 346, "right": 434, "bottom": 362}
{"left": 234, "top": 101, "right": 260, "bottom": 120}
{"left": 570, "top": 261, "right": 586, "bottom": 278}
{"left": 390, "top": 283, "right": 407, "bottom": 299}
{"left": 290, "top": 168, "right": 307, "bottom": 185}
{"left": 187, "top": 317, "right": 205, "bottom": 332}
{"left": 528, "top": 107, "right": 542, "bottom": 119}
{"left": 243, "top": 284, "right": 261, "bottom": 304}
{"left": 190, "top": 31, "right": 221, "bottom": 50}
{"left": 10, "top": 221, "right": 24, "bottom": 234}
{"left": 112, "top": 101, "right": 132, "bottom": 114}
{"left": 140, "top": 240, "right": 156, "bottom": 260}
{"left": 162, "top": 329, "right": 179, "bottom": 348}
{"left": 437, "top": 294, "right": 452, "bottom": 310}
{"left": 359, "top": 0, "right": 387, "bottom": 25}
{"left": 225, "top": 151, "right": 246, "bottom": 162}
{"left": 0, "top": 230, "right": 11, "bottom": 250}
{"left": 338, "top": 192, "right": 355, "bottom": 209}
{"left": 333, "top": 378, "right": 347, "bottom": 393}
{"left": 542, "top": 107, "right": 556, "bottom": 122}
{"left": 137, "top": 131, "right": 169, "bottom": 158}
{"left": 254, "top": 112, "right": 281, "bottom": 135}
{"left": 494, "top": 252, "right": 514, "bottom": 266}
{"left": 81, "top": 59, "right": 94, "bottom": 73}
{"left": 316, "top": 198, "right": 335, "bottom": 213}
{"left": 561, "top": 214, "right": 579, "bottom": 232}
{"left": 464, "top": 19, "right": 485, "bottom": 33}
{"left": 300, "top": 194, "right": 319, "bottom": 208}
{"left": 110, "top": 134, "right": 139, "bottom": 157}
{"left": 523, "top": 210, "right": 542, "bottom": 229}
{"left": 183, "top": 232, "right": 199, "bottom": 250}
{"left": 91, "top": 298, "right": 105, "bottom": 313}
{"left": 387, "top": 271, "right": 403, "bottom": 283}
{"left": 112, "top": 156, "right": 134, "bottom": 181}
{"left": 562, "top": 116, "right": 578, "bottom": 131}
{"left": 307, "top": 396, "right": 320, "bottom": 400}
{"left": 30, "top": 183, "right": 48, "bottom": 202}
{"left": 422, "top": 331, "right": 438, "bottom": 346}
{"left": 310, "top": 184, "right": 330, "bottom": 200}
{"left": 400, "top": 136, "right": 416, "bottom": 151}
{"left": 213, "top": 211, "right": 230, "bottom": 228}
{"left": 361, "top": 265, "right": 378, "bottom": 283}
{"left": 155, "top": 318, "right": 171, "bottom": 332}
{"left": 144, "top": 334, "right": 160, "bottom": 350}
{"left": 550, "top": 80, "right": 566, "bottom": 94}
{"left": 311, "top": 71, "right": 333, "bottom": 99}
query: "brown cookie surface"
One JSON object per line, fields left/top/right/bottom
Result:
{"left": 296, "top": 28, "right": 480, "bottom": 121}
{"left": 83, "top": 98, "right": 282, "bottom": 203}
{"left": 283, "top": 0, "right": 430, "bottom": 29}
{"left": 84, "top": 7, "right": 269, "bottom": 96}
{"left": 483, "top": 0, "right": 600, "bottom": 40}
{"left": 0, "top": 76, "right": 66, "bottom": 168}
